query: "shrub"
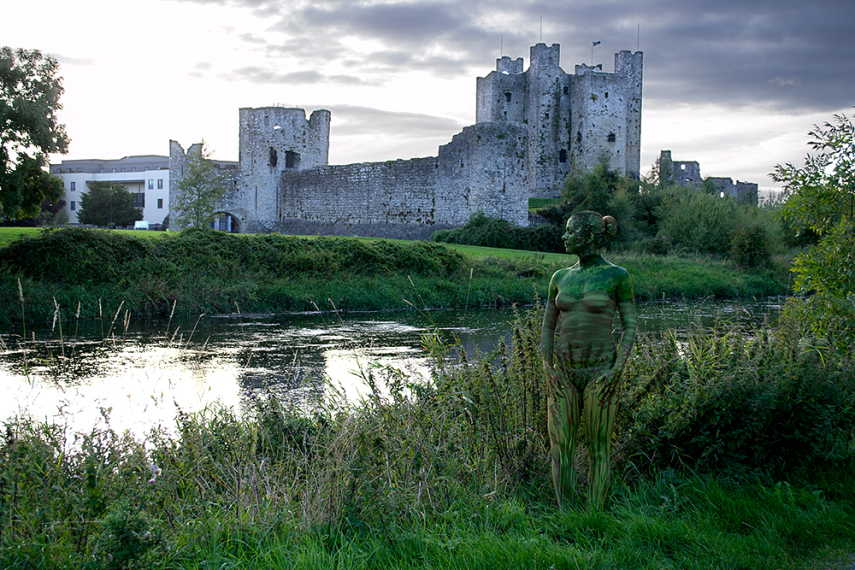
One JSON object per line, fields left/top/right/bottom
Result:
{"left": 618, "top": 324, "right": 855, "bottom": 476}
{"left": 730, "top": 223, "right": 771, "bottom": 268}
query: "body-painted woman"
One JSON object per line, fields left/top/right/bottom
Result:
{"left": 541, "top": 211, "right": 637, "bottom": 511}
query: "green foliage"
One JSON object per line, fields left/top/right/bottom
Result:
{"left": 1, "top": 308, "right": 854, "bottom": 568}
{"left": 0, "top": 47, "right": 70, "bottom": 220}
{"left": 730, "top": 223, "right": 771, "bottom": 269}
{"left": 432, "top": 211, "right": 564, "bottom": 253}
{"left": 656, "top": 191, "right": 740, "bottom": 255}
{"left": 619, "top": 324, "right": 855, "bottom": 476}
{"left": 171, "top": 142, "right": 230, "bottom": 229}
{"left": 562, "top": 160, "right": 629, "bottom": 215}
{"left": 773, "top": 112, "right": 855, "bottom": 341}
{"left": 77, "top": 182, "right": 142, "bottom": 227}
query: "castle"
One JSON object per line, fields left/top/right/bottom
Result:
{"left": 170, "top": 43, "right": 643, "bottom": 237}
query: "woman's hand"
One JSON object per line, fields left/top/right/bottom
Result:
{"left": 595, "top": 368, "right": 621, "bottom": 401}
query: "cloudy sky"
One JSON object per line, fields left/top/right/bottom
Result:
{"left": 3, "top": 0, "right": 853, "bottom": 190}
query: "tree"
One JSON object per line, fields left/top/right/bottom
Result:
{"left": 77, "top": 182, "right": 142, "bottom": 227}
{"left": 1, "top": 47, "right": 70, "bottom": 219}
{"left": 772, "top": 111, "right": 855, "bottom": 341}
{"left": 171, "top": 142, "right": 230, "bottom": 229}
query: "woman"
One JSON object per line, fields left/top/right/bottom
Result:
{"left": 541, "top": 211, "right": 636, "bottom": 511}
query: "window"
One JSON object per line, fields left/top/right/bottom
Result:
{"left": 269, "top": 147, "right": 278, "bottom": 167}
{"left": 121, "top": 168, "right": 126, "bottom": 172}
{"left": 70, "top": 201, "right": 76, "bottom": 211}
{"left": 563, "top": 86, "right": 569, "bottom": 95}
{"left": 559, "top": 149, "right": 567, "bottom": 163}
{"left": 157, "top": 179, "right": 163, "bottom": 189}
{"left": 607, "top": 133, "right": 616, "bottom": 143}
{"left": 147, "top": 179, "right": 154, "bottom": 190}
{"left": 131, "top": 167, "right": 136, "bottom": 172}
{"left": 504, "top": 92, "right": 512, "bottom": 102}
{"left": 157, "top": 198, "right": 164, "bottom": 209}
{"left": 112, "top": 168, "right": 116, "bottom": 172}
{"left": 77, "top": 168, "right": 82, "bottom": 172}
{"left": 133, "top": 193, "right": 145, "bottom": 208}
{"left": 576, "top": 131, "right": 582, "bottom": 143}
{"left": 285, "top": 151, "right": 299, "bottom": 169}
{"left": 70, "top": 181, "right": 76, "bottom": 191}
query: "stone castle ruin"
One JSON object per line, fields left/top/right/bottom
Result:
{"left": 170, "top": 43, "right": 643, "bottom": 237}
{"left": 658, "top": 150, "right": 758, "bottom": 205}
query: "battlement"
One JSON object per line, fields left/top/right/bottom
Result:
{"left": 530, "top": 43, "right": 560, "bottom": 68}
{"left": 574, "top": 63, "right": 604, "bottom": 75}
{"left": 496, "top": 56, "right": 524, "bottom": 75}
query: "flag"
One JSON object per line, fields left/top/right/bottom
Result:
{"left": 593, "top": 41, "right": 601, "bottom": 46}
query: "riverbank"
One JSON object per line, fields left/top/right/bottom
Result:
{"left": 0, "top": 227, "right": 790, "bottom": 324}
{"left": 2, "top": 308, "right": 853, "bottom": 569}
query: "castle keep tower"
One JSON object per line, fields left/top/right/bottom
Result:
{"left": 476, "top": 43, "right": 643, "bottom": 196}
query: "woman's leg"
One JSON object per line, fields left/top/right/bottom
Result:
{"left": 584, "top": 377, "right": 620, "bottom": 512}
{"left": 547, "top": 369, "right": 584, "bottom": 509}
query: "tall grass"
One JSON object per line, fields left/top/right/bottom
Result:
{"left": 1, "top": 304, "right": 853, "bottom": 568}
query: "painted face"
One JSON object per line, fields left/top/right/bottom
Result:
{"left": 563, "top": 214, "right": 598, "bottom": 255}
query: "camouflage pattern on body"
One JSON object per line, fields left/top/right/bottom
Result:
{"left": 541, "top": 211, "right": 637, "bottom": 511}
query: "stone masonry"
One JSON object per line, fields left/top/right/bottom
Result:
{"left": 169, "top": 43, "right": 643, "bottom": 237}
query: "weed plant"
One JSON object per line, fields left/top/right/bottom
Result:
{"left": 1, "top": 303, "right": 854, "bottom": 568}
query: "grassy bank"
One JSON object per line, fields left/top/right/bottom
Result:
{"left": 2, "top": 308, "right": 853, "bottom": 569}
{"left": 0, "top": 227, "right": 789, "bottom": 324}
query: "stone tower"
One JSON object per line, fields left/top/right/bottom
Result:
{"left": 237, "top": 107, "right": 330, "bottom": 229}
{"left": 476, "top": 43, "right": 643, "bottom": 196}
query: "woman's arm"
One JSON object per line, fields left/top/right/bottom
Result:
{"left": 541, "top": 273, "right": 560, "bottom": 372}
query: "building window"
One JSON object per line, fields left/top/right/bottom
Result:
{"left": 147, "top": 179, "right": 154, "bottom": 190}
{"left": 133, "top": 193, "right": 145, "bottom": 209}
{"left": 607, "top": 133, "right": 616, "bottom": 143}
{"left": 269, "top": 147, "right": 278, "bottom": 167}
{"left": 70, "top": 201, "right": 76, "bottom": 211}
{"left": 157, "top": 179, "right": 163, "bottom": 189}
{"left": 157, "top": 198, "right": 164, "bottom": 209}
{"left": 131, "top": 167, "right": 136, "bottom": 172}
{"left": 112, "top": 168, "right": 116, "bottom": 172}
{"left": 285, "top": 151, "right": 299, "bottom": 169}
{"left": 77, "top": 168, "right": 82, "bottom": 172}
{"left": 504, "top": 92, "right": 512, "bottom": 102}
{"left": 70, "top": 181, "right": 76, "bottom": 191}
{"left": 576, "top": 131, "right": 582, "bottom": 143}
{"left": 559, "top": 149, "right": 567, "bottom": 163}
{"left": 121, "top": 168, "right": 126, "bottom": 172}
{"left": 563, "top": 86, "right": 569, "bottom": 95}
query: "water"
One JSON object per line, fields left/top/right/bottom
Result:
{"left": 0, "top": 297, "right": 784, "bottom": 436}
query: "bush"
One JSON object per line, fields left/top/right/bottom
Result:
{"left": 618, "top": 324, "right": 855, "bottom": 476}
{"left": 431, "top": 211, "right": 564, "bottom": 253}
{"left": 730, "top": 223, "right": 771, "bottom": 268}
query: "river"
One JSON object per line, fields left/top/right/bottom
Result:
{"left": 0, "top": 297, "right": 784, "bottom": 437}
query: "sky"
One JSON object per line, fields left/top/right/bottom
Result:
{"left": 3, "top": 0, "right": 853, "bottom": 192}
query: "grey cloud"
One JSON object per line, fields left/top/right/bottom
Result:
{"left": 222, "top": 66, "right": 372, "bottom": 86}
{"left": 325, "top": 104, "right": 465, "bottom": 138}
{"left": 170, "top": 0, "right": 854, "bottom": 113}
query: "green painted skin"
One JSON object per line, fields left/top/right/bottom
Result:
{"left": 541, "top": 213, "right": 637, "bottom": 511}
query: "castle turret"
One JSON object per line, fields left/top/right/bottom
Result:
{"left": 238, "top": 107, "right": 330, "bottom": 224}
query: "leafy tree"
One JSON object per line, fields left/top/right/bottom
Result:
{"left": 772, "top": 111, "right": 855, "bottom": 341}
{"left": 171, "top": 142, "right": 230, "bottom": 229}
{"left": 1, "top": 47, "right": 70, "bottom": 219}
{"left": 77, "top": 182, "right": 142, "bottom": 227}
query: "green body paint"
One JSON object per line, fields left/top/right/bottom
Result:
{"left": 541, "top": 211, "right": 637, "bottom": 511}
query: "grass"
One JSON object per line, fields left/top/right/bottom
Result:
{"left": 0, "top": 227, "right": 790, "bottom": 324}
{"left": 1, "top": 305, "right": 853, "bottom": 569}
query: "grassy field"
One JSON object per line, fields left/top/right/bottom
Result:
{"left": 0, "top": 227, "right": 790, "bottom": 324}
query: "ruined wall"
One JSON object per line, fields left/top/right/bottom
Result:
{"left": 709, "top": 177, "right": 759, "bottom": 205}
{"left": 256, "top": 122, "right": 528, "bottom": 238}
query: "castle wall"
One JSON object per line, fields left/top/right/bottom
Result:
{"left": 261, "top": 122, "right": 528, "bottom": 238}
{"left": 476, "top": 57, "right": 527, "bottom": 124}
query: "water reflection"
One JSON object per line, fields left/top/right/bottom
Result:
{"left": 0, "top": 298, "right": 784, "bottom": 437}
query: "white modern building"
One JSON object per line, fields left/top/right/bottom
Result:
{"left": 50, "top": 155, "right": 171, "bottom": 226}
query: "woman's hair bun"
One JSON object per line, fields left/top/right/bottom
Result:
{"left": 602, "top": 215, "right": 618, "bottom": 239}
